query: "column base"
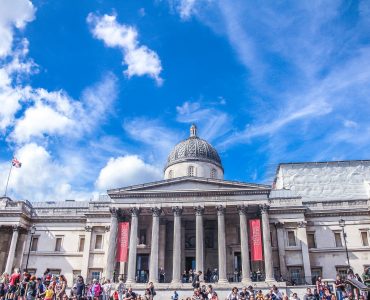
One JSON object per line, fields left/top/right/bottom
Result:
{"left": 217, "top": 279, "right": 229, "bottom": 285}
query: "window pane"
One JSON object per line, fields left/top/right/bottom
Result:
{"left": 335, "top": 232, "right": 343, "bottom": 247}
{"left": 95, "top": 235, "right": 102, "bottom": 249}
{"left": 55, "top": 237, "right": 62, "bottom": 251}
{"left": 361, "top": 232, "right": 369, "bottom": 246}
{"left": 78, "top": 237, "right": 85, "bottom": 252}
{"left": 188, "top": 166, "right": 194, "bottom": 176}
{"left": 288, "top": 231, "right": 296, "bottom": 246}
{"left": 31, "top": 237, "right": 38, "bottom": 251}
{"left": 307, "top": 233, "right": 316, "bottom": 248}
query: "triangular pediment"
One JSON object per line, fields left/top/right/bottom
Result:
{"left": 108, "top": 176, "right": 270, "bottom": 196}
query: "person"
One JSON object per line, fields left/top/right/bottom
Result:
{"left": 7, "top": 269, "right": 20, "bottom": 300}
{"left": 272, "top": 286, "right": 283, "bottom": 300}
{"left": 44, "top": 285, "right": 55, "bottom": 300}
{"left": 143, "top": 289, "right": 151, "bottom": 300}
{"left": 206, "top": 269, "right": 212, "bottom": 283}
{"left": 91, "top": 279, "right": 102, "bottom": 300}
{"left": 205, "top": 285, "right": 214, "bottom": 299}
{"left": 239, "top": 287, "right": 249, "bottom": 300}
{"left": 335, "top": 275, "right": 345, "bottom": 300}
{"left": 75, "top": 276, "right": 85, "bottom": 300}
{"left": 323, "top": 288, "right": 332, "bottom": 300}
{"left": 147, "top": 282, "right": 156, "bottom": 299}
{"left": 363, "top": 267, "right": 370, "bottom": 300}
{"left": 36, "top": 277, "right": 46, "bottom": 300}
{"left": 227, "top": 287, "right": 239, "bottom": 300}
{"left": 256, "top": 290, "right": 264, "bottom": 300}
{"left": 316, "top": 277, "right": 324, "bottom": 298}
{"left": 290, "top": 293, "right": 300, "bottom": 300}
{"left": 112, "top": 289, "right": 119, "bottom": 300}
{"left": 159, "top": 268, "right": 165, "bottom": 283}
{"left": 56, "top": 275, "right": 67, "bottom": 300}
{"left": 171, "top": 291, "right": 179, "bottom": 300}
{"left": 233, "top": 269, "right": 239, "bottom": 283}
{"left": 25, "top": 276, "right": 37, "bottom": 300}
{"left": 102, "top": 280, "right": 112, "bottom": 300}
{"left": 117, "top": 278, "right": 125, "bottom": 300}
{"left": 210, "top": 292, "right": 218, "bottom": 300}
{"left": 303, "top": 288, "right": 315, "bottom": 300}
{"left": 191, "top": 288, "right": 203, "bottom": 300}
{"left": 192, "top": 271, "right": 202, "bottom": 289}
{"left": 123, "top": 287, "right": 136, "bottom": 300}
{"left": 189, "top": 270, "right": 193, "bottom": 283}
{"left": 256, "top": 269, "right": 262, "bottom": 282}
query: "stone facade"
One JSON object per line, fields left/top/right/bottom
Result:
{"left": 0, "top": 127, "right": 369, "bottom": 290}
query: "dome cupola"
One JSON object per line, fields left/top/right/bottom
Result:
{"left": 164, "top": 125, "right": 224, "bottom": 180}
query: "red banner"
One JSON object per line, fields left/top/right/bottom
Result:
{"left": 249, "top": 219, "right": 263, "bottom": 261}
{"left": 116, "top": 222, "right": 130, "bottom": 262}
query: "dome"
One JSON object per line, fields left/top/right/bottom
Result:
{"left": 165, "top": 125, "right": 223, "bottom": 170}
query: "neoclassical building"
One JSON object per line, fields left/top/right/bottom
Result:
{"left": 1, "top": 125, "right": 370, "bottom": 289}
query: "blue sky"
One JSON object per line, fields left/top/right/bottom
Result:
{"left": 1, "top": 0, "right": 370, "bottom": 201}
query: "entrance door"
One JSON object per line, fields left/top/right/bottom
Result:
{"left": 136, "top": 254, "right": 149, "bottom": 283}
{"left": 185, "top": 257, "right": 196, "bottom": 271}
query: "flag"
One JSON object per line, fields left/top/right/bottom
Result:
{"left": 12, "top": 157, "right": 22, "bottom": 168}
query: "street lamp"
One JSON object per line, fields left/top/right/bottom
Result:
{"left": 25, "top": 225, "right": 36, "bottom": 272}
{"left": 339, "top": 219, "right": 350, "bottom": 268}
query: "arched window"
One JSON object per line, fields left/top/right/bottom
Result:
{"left": 168, "top": 170, "right": 174, "bottom": 179}
{"left": 188, "top": 166, "right": 194, "bottom": 176}
{"left": 210, "top": 168, "right": 217, "bottom": 179}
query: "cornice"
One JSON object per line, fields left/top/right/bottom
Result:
{"left": 110, "top": 189, "right": 270, "bottom": 199}
{"left": 306, "top": 209, "right": 369, "bottom": 218}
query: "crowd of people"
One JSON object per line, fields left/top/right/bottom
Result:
{"left": 0, "top": 267, "right": 369, "bottom": 300}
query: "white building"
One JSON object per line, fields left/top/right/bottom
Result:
{"left": 1, "top": 125, "right": 370, "bottom": 291}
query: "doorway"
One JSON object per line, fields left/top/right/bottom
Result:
{"left": 136, "top": 254, "right": 149, "bottom": 283}
{"left": 185, "top": 256, "right": 196, "bottom": 271}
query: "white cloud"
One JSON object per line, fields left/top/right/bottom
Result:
{"left": 0, "top": 0, "right": 35, "bottom": 57}
{"left": 10, "top": 74, "right": 118, "bottom": 143}
{"left": 87, "top": 13, "right": 163, "bottom": 85}
{"left": 95, "top": 155, "right": 162, "bottom": 191}
{"left": 0, "top": 143, "right": 92, "bottom": 201}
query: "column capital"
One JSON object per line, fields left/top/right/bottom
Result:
{"left": 130, "top": 207, "right": 141, "bottom": 217}
{"left": 172, "top": 206, "right": 183, "bottom": 216}
{"left": 85, "top": 225, "right": 92, "bottom": 232}
{"left": 11, "top": 225, "right": 20, "bottom": 232}
{"left": 275, "top": 222, "right": 284, "bottom": 229}
{"left": 216, "top": 205, "right": 225, "bottom": 216}
{"left": 194, "top": 205, "right": 204, "bottom": 216}
{"left": 237, "top": 205, "right": 248, "bottom": 215}
{"left": 104, "top": 225, "right": 110, "bottom": 232}
{"left": 259, "top": 204, "right": 270, "bottom": 213}
{"left": 109, "top": 207, "right": 118, "bottom": 217}
{"left": 297, "top": 221, "right": 307, "bottom": 228}
{"left": 151, "top": 207, "right": 162, "bottom": 217}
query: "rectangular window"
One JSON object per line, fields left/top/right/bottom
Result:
{"left": 307, "top": 233, "right": 316, "bottom": 248}
{"left": 334, "top": 232, "right": 343, "bottom": 247}
{"left": 95, "top": 235, "right": 103, "bottom": 249}
{"left": 361, "top": 231, "right": 369, "bottom": 246}
{"left": 289, "top": 267, "right": 303, "bottom": 285}
{"left": 311, "top": 268, "right": 322, "bottom": 285}
{"left": 73, "top": 270, "right": 81, "bottom": 282}
{"left": 49, "top": 269, "right": 61, "bottom": 276}
{"left": 287, "top": 231, "right": 296, "bottom": 247}
{"left": 336, "top": 267, "right": 347, "bottom": 280}
{"left": 90, "top": 270, "right": 102, "bottom": 281}
{"left": 31, "top": 237, "right": 39, "bottom": 251}
{"left": 78, "top": 236, "right": 85, "bottom": 252}
{"left": 27, "top": 269, "right": 37, "bottom": 275}
{"left": 55, "top": 237, "right": 63, "bottom": 252}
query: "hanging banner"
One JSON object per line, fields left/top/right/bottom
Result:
{"left": 116, "top": 222, "right": 130, "bottom": 262}
{"left": 249, "top": 219, "right": 263, "bottom": 261}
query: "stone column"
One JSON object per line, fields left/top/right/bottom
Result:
{"left": 106, "top": 208, "right": 118, "bottom": 280}
{"left": 297, "top": 221, "right": 312, "bottom": 284}
{"left": 171, "top": 206, "right": 183, "bottom": 285}
{"left": 237, "top": 205, "right": 251, "bottom": 284}
{"left": 126, "top": 208, "right": 140, "bottom": 284}
{"left": 158, "top": 220, "right": 167, "bottom": 276}
{"left": 5, "top": 225, "right": 19, "bottom": 274}
{"left": 81, "top": 225, "right": 92, "bottom": 279}
{"left": 194, "top": 206, "right": 205, "bottom": 273}
{"left": 260, "top": 204, "right": 274, "bottom": 282}
{"left": 216, "top": 205, "right": 228, "bottom": 284}
{"left": 149, "top": 207, "right": 162, "bottom": 283}
{"left": 276, "top": 222, "right": 287, "bottom": 279}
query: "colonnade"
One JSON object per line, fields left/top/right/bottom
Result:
{"left": 106, "top": 204, "right": 275, "bottom": 284}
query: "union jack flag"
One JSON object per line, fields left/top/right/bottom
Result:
{"left": 12, "top": 157, "right": 22, "bottom": 168}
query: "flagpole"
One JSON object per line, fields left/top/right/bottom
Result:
{"left": 3, "top": 163, "right": 13, "bottom": 197}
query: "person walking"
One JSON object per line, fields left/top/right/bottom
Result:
{"left": 25, "top": 276, "right": 37, "bottom": 300}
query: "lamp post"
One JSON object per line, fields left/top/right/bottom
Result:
{"left": 25, "top": 225, "right": 36, "bottom": 272}
{"left": 339, "top": 219, "right": 350, "bottom": 268}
